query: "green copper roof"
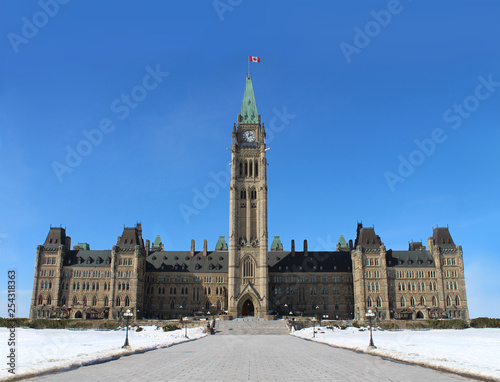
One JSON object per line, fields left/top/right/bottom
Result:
{"left": 239, "top": 76, "right": 259, "bottom": 124}
{"left": 338, "top": 235, "right": 347, "bottom": 248}
{"left": 215, "top": 236, "right": 228, "bottom": 250}
{"left": 153, "top": 235, "right": 162, "bottom": 248}
{"left": 77, "top": 242, "right": 90, "bottom": 250}
{"left": 270, "top": 236, "right": 283, "bottom": 251}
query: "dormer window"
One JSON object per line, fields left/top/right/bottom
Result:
{"left": 124, "top": 239, "right": 127, "bottom": 244}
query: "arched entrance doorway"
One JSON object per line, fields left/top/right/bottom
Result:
{"left": 74, "top": 311, "right": 82, "bottom": 319}
{"left": 241, "top": 299, "right": 254, "bottom": 316}
{"left": 416, "top": 311, "right": 424, "bottom": 319}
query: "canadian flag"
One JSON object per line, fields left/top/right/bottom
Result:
{"left": 249, "top": 56, "right": 261, "bottom": 63}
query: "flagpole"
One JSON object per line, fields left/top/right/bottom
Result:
{"left": 248, "top": 57, "right": 250, "bottom": 78}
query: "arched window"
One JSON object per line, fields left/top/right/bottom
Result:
{"left": 432, "top": 296, "right": 437, "bottom": 307}
{"left": 401, "top": 297, "right": 406, "bottom": 307}
{"left": 410, "top": 297, "right": 416, "bottom": 306}
{"left": 243, "top": 256, "right": 255, "bottom": 282}
{"left": 83, "top": 296, "right": 87, "bottom": 306}
{"left": 367, "top": 283, "right": 371, "bottom": 292}
{"left": 398, "top": 282, "right": 401, "bottom": 291}
{"left": 376, "top": 282, "right": 379, "bottom": 291}
{"left": 125, "top": 296, "right": 130, "bottom": 306}
{"left": 170, "top": 300, "right": 175, "bottom": 310}
{"left": 376, "top": 296, "right": 382, "bottom": 307}
{"left": 116, "top": 296, "right": 121, "bottom": 306}
{"left": 420, "top": 296, "right": 425, "bottom": 306}
{"left": 38, "top": 295, "right": 43, "bottom": 305}
{"left": 455, "top": 295, "right": 460, "bottom": 306}
{"left": 104, "top": 296, "right": 109, "bottom": 306}
{"left": 162, "top": 287, "right": 165, "bottom": 294}
{"left": 422, "top": 283, "right": 425, "bottom": 292}
{"left": 73, "top": 296, "right": 78, "bottom": 305}
{"left": 367, "top": 296, "right": 372, "bottom": 307}
{"left": 92, "top": 296, "right": 97, "bottom": 306}
{"left": 446, "top": 295, "right": 451, "bottom": 306}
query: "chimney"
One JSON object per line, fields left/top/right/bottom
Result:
{"left": 191, "top": 239, "right": 195, "bottom": 256}
{"left": 146, "top": 239, "right": 150, "bottom": 256}
{"left": 349, "top": 239, "right": 353, "bottom": 250}
{"left": 203, "top": 239, "right": 208, "bottom": 256}
{"left": 303, "top": 239, "right": 308, "bottom": 256}
{"left": 291, "top": 239, "right": 295, "bottom": 254}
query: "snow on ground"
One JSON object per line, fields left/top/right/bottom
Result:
{"left": 292, "top": 326, "right": 500, "bottom": 381}
{"left": 0, "top": 325, "right": 206, "bottom": 381}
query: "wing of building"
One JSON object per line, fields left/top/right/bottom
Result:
{"left": 30, "top": 76, "right": 469, "bottom": 322}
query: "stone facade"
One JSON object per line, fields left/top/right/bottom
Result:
{"left": 29, "top": 76, "right": 469, "bottom": 321}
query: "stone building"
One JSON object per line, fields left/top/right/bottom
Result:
{"left": 29, "top": 75, "right": 469, "bottom": 321}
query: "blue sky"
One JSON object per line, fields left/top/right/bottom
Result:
{"left": 0, "top": 0, "right": 499, "bottom": 318}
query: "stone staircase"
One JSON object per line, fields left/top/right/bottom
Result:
{"left": 215, "top": 317, "right": 290, "bottom": 335}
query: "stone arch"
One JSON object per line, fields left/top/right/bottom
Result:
{"left": 74, "top": 310, "right": 82, "bottom": 319}
{"left": 236, "top": 293, "right": 261, "bottom": 317}
{"left": 416, "top": 311, "right": 424, "bottom": 319}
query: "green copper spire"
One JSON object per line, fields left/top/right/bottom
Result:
{"left": 239, "top": 76, "right": 259, "bottom": 125}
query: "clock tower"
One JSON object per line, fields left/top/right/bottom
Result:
{"left": 228, "top": 75, "right": 269, "bottom": 318}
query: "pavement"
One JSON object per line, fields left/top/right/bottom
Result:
{"left": 27, "top": 329, "right": 473, "bottom": 381}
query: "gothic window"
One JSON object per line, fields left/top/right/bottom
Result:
{"left": 255, "top": 161, "right": 258, "bottom": 177}
{"left": 240, "top": 189, "right": 246, "bottom": 200}
{"left": 47, "top": 295, "right": 52, "bottom": 305}
{"left": 92, "top": 296, "right": 97, "bottom": 306}
{"left": 432, "top": 296, "right": 437, "bottom": 306}
{"left": 401, "top": 297, "right": 406, "bottom": 307}
{"left": 116, "top": 296, "right": 121, "bottom": 306}
{"left": 420, "top": 296, "right": 425, "bottom": 305}
{"left": 410, "top": 297, "right": 416, "bottom": 306}
{"left": 38, "top": 295, "right": 43, "bottom": 305}
{"left": 455, "top": 295, "right": 460, "bottom": 306}
{"left": 335, "top": 301, "right": 339, "bottom": 310}
{"left": 446, "top": 295, "right": 452, "bottom": 306}
{"left": 104, "top": 296, "right": 109, "bottom": 306}
{"left": 239, "top": 162, "right": 243, "bottom": 177}
{"left": 83, "top": 296, "right": 87, "bottom": 306}
{"left": 243, "top": 256, "right": 255, "bottom": 282}
{"left": 162, "top": 287, "right": 165, "bottom": 294}
{"left": 125, "top": 296, "right": 130, "bottom": 306}
{"left": 376, "top": 297, "right": 382, "bottom": 307}
{"left": 367, "top": 296, "right": 372, "bottom": 307}
{"left": 323, "top": 301, "right": 328, "bottom": 310}
{"left": 170, "top": 300, "right": 175, "bottom": 310}
{"left": 73, "top": 296, "right": 78, "bottom": 305}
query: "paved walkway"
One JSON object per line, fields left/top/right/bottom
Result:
{"left": 29, "top": 335, "right": 473, "bottom": 382}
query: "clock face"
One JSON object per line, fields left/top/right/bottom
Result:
{"left": 243, "top": 130, "right": 256, "bottom": 142}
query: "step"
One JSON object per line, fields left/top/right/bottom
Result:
{"left": 215, "top": 318, "right": 290, "bottom": 335}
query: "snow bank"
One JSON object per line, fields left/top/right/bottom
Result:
{"left": 0, "top": 325, "right": 206, "bottom": 380}
{"left": 292, "top": 326, "right": 500, "bottom": 381}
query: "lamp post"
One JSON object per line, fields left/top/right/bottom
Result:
{"left": 312, "top": 306, "right": 320, "bottom": 338}
{"left": 122, "top": 309, "right": 133, "bottom": 348}
{"left": 365, "top": 309, "right": 376, "bottom": 349}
